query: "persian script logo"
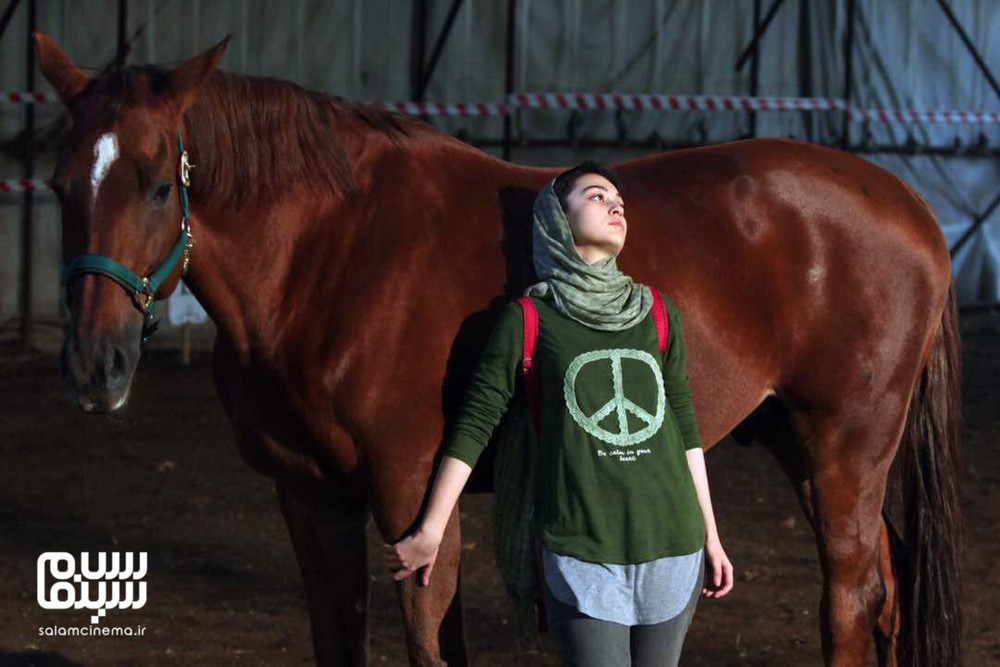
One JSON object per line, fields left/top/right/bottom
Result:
{"left": 37, "top": 552, "right": 147, "bottom": 624}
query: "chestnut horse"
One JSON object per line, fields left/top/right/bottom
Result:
{"left": 36, "top": 33, "right": 961, "bottom": 667}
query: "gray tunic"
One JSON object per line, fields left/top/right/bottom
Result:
{"left": 542, "top": 546, "right": 704, "bottom": 626}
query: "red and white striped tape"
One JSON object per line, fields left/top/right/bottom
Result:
{"left": 850, "top": 108, "right": 1000, "bottom": 124}
{"left": 377, "top": 94, "right": 850, "bottom": 115}
{"left": 380, "top": 101, "right": 511, "bottom": 116}
{"left": 510, "top": 92, "right": 849, "bottom": 112}
{"left": 1, "top": 91, "right": 54, "bottom": 104}
{"left": 0, "top": 179, "right": 52, "bottom": 193}
{"left": 511, "top": 93, "right": 1000, "bottom": 123}
{"left": 381, "top": 94, "right": 999, "bottom": 123}
{"left": 5, "top": 88, "right": 996, "bottom": 123}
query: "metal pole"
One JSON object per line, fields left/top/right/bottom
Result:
{"left": 503, "top": 0, "right": 516, "bottom": 161}
{"left": 935, "top": 0, "right": 1000, "bottom": 103}
{"left": 149, "top": 0, "right": 157, "bottom": 62}
{"left": 736, "top": 0, "right": 788, "bottom": 72}
{"left": 949, "top": 189, "right": 1000, "bottom": 258}
{"left": 415, "top": 0, "right": 464, "bottom": 101}
{"left": 0, "top": 0, "right": 22, "bottom": 41}
{"left": 749, "top": 0, "right": 761, "bottom": 138}
{"left": 797, "top": 0, "right": 812, "bottom": 142}
{"left": 19, "top": 0, "right": 35, "bottom": 353}
{"left": 411, "top": 0, "right": 428, "bottom": 101}
{"left": 116, "top": 0, "right": 127, "bottom": 66}
{"left": 841, "top": 0, "right": 855, "bottom": 149}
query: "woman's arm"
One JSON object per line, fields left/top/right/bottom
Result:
{"left": 661, "top": 304, "right": 704, "bottom": 452}
{"left": 686, "top": 447, "right": 734, "bottom": 598}
{"left": 685, "top": 448, "right": 720, "bottom": 544}
{"left": 383, "top": 302, "right": 524, "bottom": 586}
{"left": 661, "top": 295, "right": 733, "bottom": 597}
{"left": 383, "top": 455, "right": 472, "bottom": 585}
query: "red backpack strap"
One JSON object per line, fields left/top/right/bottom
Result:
{"left": 515, "top": 296, "right": 542, "bottom": 439}
{"left": 650, "top": 287, "right": 670, "bottom": 355}
{"left": 516, "top": 296, "right": 539, "bottom": 370}
{"left": 514, "top": 296, "right": 547, "bottom": 634}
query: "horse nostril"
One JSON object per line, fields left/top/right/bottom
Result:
{"left": 103, "top": 344, "right": 130, "bottom": 389}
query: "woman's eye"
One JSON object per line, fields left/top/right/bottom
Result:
{"left": 153, "top": 183, "right": 172, "bottom": 202}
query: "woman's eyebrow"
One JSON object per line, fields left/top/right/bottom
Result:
{"left": 582, "top": 184, "right": 621, "bottom": 197}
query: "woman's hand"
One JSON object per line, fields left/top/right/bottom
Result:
{"left": 702, "top": 538, "right": 734, "bottom": 598}
{"left": 383, "top": 528, "right": 442, "bottom": 586}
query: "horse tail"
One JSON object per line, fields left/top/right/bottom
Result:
{"left": 896, "top": 279, "right": 963, "bottom": 667}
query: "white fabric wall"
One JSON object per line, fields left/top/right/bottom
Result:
{"left": 1, "top": 0, "right": 997, "bottom": 335}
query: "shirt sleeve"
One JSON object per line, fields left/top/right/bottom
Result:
{"left": 661, "top": 298, "right": 704, "bottom": 451}
{"left": 440, "top": 301, "right": 524, "bottom": 468}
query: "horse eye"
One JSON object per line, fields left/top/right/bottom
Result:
{"left": 153, "top": 183, "right": 172, "bottom": 203}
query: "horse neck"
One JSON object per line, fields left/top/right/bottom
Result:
{"left": 177, "top": 93, "right": 385, "bottom": 362}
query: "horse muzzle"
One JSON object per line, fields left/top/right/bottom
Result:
{"left": 60, "top": 333, "right": 139, "bottom": 413}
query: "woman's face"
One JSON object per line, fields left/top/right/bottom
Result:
{"left": 563, "top": 173, "right": 627, "bottom": 264}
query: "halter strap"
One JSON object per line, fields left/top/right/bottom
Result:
{"left": 61, "top": 131, "right": 194, "bottom": 342}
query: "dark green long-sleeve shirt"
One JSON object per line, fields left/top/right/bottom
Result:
{"left": 443, "top": 291, "right": 706, "bottom": 564}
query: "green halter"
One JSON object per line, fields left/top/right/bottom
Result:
{"left": 61, "top": 132, "right": 195, "bottom": 343}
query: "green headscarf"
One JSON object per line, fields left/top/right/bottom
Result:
{"left": 522, "top": 178, "right": 652, "bottom": 329}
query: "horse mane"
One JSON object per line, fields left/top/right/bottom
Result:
{"left": 73, "top": 65, "right": 419, "bottom": 210}
{"left": 185, "top": 71, "right": 418, "bottom": 209}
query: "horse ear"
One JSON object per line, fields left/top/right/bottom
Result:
{"left": 33, "top": 32, "right": 89, "bottom": 104}
{"left": 168, "top": 35, "right": 231, "bottom": 112}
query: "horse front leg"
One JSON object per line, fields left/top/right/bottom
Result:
{"left": 212, "top": 342, "right": 374, "bottom": 664}
{"left": 277, "top": 483, "right": 373, "bottom": 666}
{"left": 371, "top": 456, "right": 468, "bottom": 667}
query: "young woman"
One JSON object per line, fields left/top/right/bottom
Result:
{"left": 385, "top": 162, "right": 734, "bottom": 666}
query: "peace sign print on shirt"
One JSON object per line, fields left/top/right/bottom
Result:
{"left": 563, "top": 348, "right": 666, "bottom": 447}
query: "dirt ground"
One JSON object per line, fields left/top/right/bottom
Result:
{"left": 0, "top": 310, "right": 997, "bottom": 667}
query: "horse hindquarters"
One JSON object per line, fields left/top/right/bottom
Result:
{"left": 759, "top": 281, "right": 959, "bottom": 666}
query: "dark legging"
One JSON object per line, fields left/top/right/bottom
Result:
{"left": 544, "top": 561, "right": 704, "bottom": 666}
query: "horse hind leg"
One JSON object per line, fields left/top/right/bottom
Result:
{"left": 277, "top": 483, "right": 372, "bottom": 666}
{"left": 805, "top": 407, "right": 906, "bottom": 667}
{"left": 873, "top": 510, "right": 904, "bottom": 667}
{"left": 753, "top": 394, "right": 903, "bottom": 667}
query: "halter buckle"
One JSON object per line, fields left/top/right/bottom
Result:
{"left": 182, "top": 232, "right": 196, "bottom": 274}
{"left": 133, "top": 277, "right": 154, "bottom": 313}
{"left": 179, "top": 150, "right": 194, "bottom": 187}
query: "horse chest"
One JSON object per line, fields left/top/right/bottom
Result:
{"left": 212, "top": 346, "right": 363, "bottom": 489}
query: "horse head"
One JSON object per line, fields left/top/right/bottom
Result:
{"left": 35, "top": 33, "right": 229, "bottom": 413}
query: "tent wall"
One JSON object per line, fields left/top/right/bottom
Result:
{"left": 1, "top": 0, "right": 997, "bottom": 344}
